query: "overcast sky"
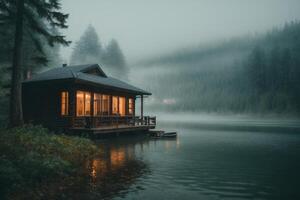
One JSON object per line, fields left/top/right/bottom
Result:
{"left": 61, "top": 0, "right": 300, "bottom": 64}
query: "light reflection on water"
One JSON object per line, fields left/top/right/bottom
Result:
{"left": 87, "top": 128, "right": 300, "bottom": 200}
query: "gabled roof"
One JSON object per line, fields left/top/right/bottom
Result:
{"left": 23, "top": 64, "right": 151, "bottom": 95}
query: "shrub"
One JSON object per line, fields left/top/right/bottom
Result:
{"left": 0, "top": 125, "right": 98, "bottom": 199}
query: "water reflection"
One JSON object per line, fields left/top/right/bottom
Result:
{"left": 88, "top": 129, "right": 299, "bottom": 200}
{"left": 87, "top": 136, "right": 173, "bottom": 199}
{"left": 71, "top": 128, "right": 300, "bottom": 200}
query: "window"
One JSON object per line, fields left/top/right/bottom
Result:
{"left": 112, "top": 96, "right": 118, "bottom": 115}
{"left": 76, "top": 91, "right": 84, "bottom": 116}
{"left": 129, "top": 98, "right": 134, "bottom": 115}
{"left": 61, "top": 91, "right": 69, "bottom": 116}
{"left": 102, "top": 95, "right": 110, "bottom": 115}
{"left": 76, "top": 91, "right": 91, "bottom": 116}
{"left": 93, "top": 93, "right": 110, "bottom": 116}
{"left": 119, "top": 97, "right": 126, "bottom": 116}
{"left": 94, "top": 93, "right": 101, "bottom": 116}
{"left": 112, "top": 96, "right": 126, "bottom": 116}
{"left": 85, "top": 92, "right": 91, "bottom": 115}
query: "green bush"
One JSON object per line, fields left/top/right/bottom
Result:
{"left": 0, "top": 125, "right": 98, "bottom": 199}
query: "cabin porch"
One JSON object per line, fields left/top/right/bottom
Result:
{"left": 69, "top": 116, "right": 156, "bottom": 135}
{"left": 60, "top": 85, "right": 155, "bottom": 134}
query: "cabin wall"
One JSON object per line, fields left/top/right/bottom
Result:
{"left": 22, "top": 80, "right": 74, "bottom": 130}
{"left": 22, "top": 80, "right": 138, "bottom": 130}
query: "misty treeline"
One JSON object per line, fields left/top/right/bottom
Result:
{"left": 139, "top": 21, "right": 300, "bottom": 115}
{"left": 70, "top": 25, "right": 128, "bottom": 80}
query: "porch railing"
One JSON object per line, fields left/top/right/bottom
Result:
{"left": 72, "top": 115, "right": 156, "bottom": 128}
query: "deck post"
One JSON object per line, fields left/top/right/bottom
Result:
{"left": 91, "top": 92, "right": 94, "bottom": 128}
{"left": 141, "top": 95, "right": 143, "bottom": 125}
{"left": 133, "top": 97, "right": 136, "bottom": 126}
{"left": 69, "top": 88, "right": 76, "bottom": 128}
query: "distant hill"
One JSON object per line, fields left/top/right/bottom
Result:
{"left": 132, "top": 21, "right": 300, "bottom": 115}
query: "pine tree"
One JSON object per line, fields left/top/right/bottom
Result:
{"left": 104, "top": 39, "right": 125, "bottom": 67}
{"left": 103, "top": 39, "right": 128, "bottom": 80}
{"left": 248, "top": 46, "right": 267, "bottom": 95}
{"left": 268, "top": 46, "right": 282, "bottom": 91}
{"left": 70, "top": 26, "right": 128, "bottom": 80}
{"left": 70, "top": 25, "right": 102, "bottom": 65}
{"left": 0, "top": 0, "right": 70, "bottom": 127}
{"left": 280, "top": 48, "right": 292, "bottom": 92}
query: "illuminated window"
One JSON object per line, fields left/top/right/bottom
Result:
{"left": 128, "top": 98, "right": 134, "bottom": 115}
{"left": 112, "top": 96, "right": 118, "bottom": 114}
{"left": 101, "top": 95, "right": 110, "bottom": 115}
{"left": 112, "top": 96, "right": 126, "bottom": 116}
{"left": 76, "top": 91, "right": 91, "bottom": 116}
{"left": 119, "top": 97, "right": 126, "bottom": 116}
{"left": 76, "top": 91, "right": 84, "bottom": 116}
{"left": 94, "top": 93, "right": 101, "bottom": 116}
{"left": 61, "top": 91, "right": 69, "bottom": 116}
{"left": 84, "top": 92, "right": 91, "bottom": 115}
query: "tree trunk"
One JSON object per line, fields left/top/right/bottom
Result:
{"left": 9, "top": 0, "right": 24, "bottom": 127}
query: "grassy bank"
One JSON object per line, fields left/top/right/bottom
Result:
{"left": 0, "top": 125, "right": 97, "bottom": 199}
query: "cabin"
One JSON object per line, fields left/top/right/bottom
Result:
{"left": 22, "top": 64, "right": 156, "bottom": 135}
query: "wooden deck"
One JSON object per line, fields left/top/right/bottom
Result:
{"left": 68, "top": 116, "right": 156, "bottom": 137}
{"left": 71, "top": 125, "right": 155, "bottom": 134}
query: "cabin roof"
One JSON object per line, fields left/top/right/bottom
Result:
{"left": 23, "top": 64, "right": 151, "bottom": 95}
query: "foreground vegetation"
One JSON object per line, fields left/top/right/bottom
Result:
{"left": 0, "top": 125, "right": 97, "bottom": 199}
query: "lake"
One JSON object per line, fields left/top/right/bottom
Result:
{"left": 85, "top": 123, "right": 300, "bottom": 200}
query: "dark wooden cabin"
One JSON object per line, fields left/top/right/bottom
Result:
{"left": 22, "top": 64, "right": 156, "bottom": 135}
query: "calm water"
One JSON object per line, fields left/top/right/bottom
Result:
{"left": 87, "top": 125, "right": 300, "bottom": 200}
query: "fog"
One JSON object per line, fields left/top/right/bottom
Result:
{"left": 61, "top": 0, "right": 300, "bottom": 63}
{"left": 154, "top": 112, "right": 300, "bottom": 132}
{"left": 61, "top": 0, "right": 300, "bottom": 117}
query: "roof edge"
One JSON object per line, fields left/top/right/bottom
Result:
{"left": 79, "top": 64, "right": 107, "bottom": 78}
{"left": 74, "top": 78, "right": 152, "bottom": 95}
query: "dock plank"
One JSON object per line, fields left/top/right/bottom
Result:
{"left": 70, "top": 125, "right": 155, "bottom": 135}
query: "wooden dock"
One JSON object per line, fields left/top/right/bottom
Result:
{"left": 70, "top": 124, "right": 155, "bottom": 137}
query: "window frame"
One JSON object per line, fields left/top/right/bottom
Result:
{"left": 101, "top": 94, "right": 110, "bottom": 115}
{"left": 128, "top": 98, "right": 134, "bottom": 115}
{"left": 61, "top": 91, "right": 69, "bottom": 116}
{"left": 119, "top": 96, "right": 126, "bottom": 116}
{"left": 112, "top": 96, "right": 119, "bottom": 115}
{"left": 76, "top": 90, "right": 92, "bottom": 117}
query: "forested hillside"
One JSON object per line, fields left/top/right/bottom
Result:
{"left": 133, "top": 21, "right": 300, "bottom": 115}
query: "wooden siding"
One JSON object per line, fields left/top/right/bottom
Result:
{"left": 22, "top": 79, "right": 143, "bottom": 131}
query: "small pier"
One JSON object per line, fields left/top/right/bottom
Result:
{"left": 149, "top": 130, "right": 177, "bottom": 138}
